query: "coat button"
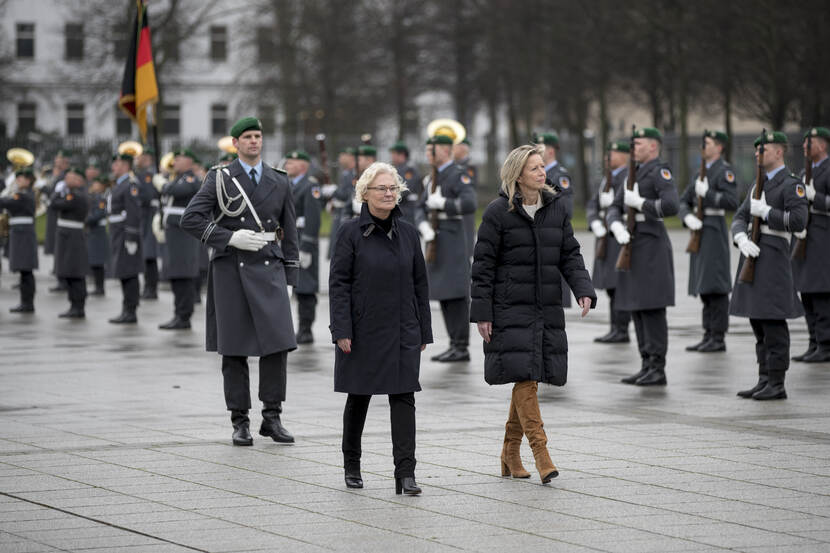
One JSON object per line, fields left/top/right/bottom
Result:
{"left": 239, "top": 262, "right": 244, "bottom": 267}
{"left": 264, "top": 260, "right": 270, "bottom": 265}
{"left": 240, "top": 216, "right": 245, "bottom": 222}
{"left": 267, "top": 219, "right": 272, "bottom": 223}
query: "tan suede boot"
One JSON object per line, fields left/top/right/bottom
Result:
{"left": 500, "top": 397, "right": 531, "bottom": 478}
{"left": 512, "top": 381, "right": 558, "bottom": 483}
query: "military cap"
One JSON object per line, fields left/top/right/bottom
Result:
{"left": 286, "top": 150, "right": 310, "bottom": 162}
{"left": 388, "top": 141, "right": 409, "bottom": 155}
{"left": 85, "top": 160, "right": 102, "bottom": 169}
{"left": 174, "top": 148, "right": 198, "bottom": 161}
{"left": 15, "top": 168, "right": 35, "bottom": 179}
{"left": 55, "top": 149, "right": 73, "bottom": 158}
{"left": 534, "top": 132, "right": 559, "bottom": 147}
{"left": 804, "top": 127, "right": 830, "bottom": 141}
{"left": 219, "top": 152, "right": 237, "bottom": 162}
{"left": 633, "top": 127, "right": 662, "bottom": 141}
{"left": 142, "top": 147, "right": 155, "bottom": 156}
{"left": 112, "top": 152, "right": 133, "bottom": 163}
{"left": 229, "top": 116, "right": 263, "bottom": 138}
{"left": 357, "top": 145, "right": 377, "bottom": 156}
{"left": 608, "top": 140, "right": 630, "bottom": 153}
{"left": 340, "top": 146, "right": 357, "bottom": 155}
{"left": 753, "top": 131, "right": 788, "bottom": 147}
{"left": 67, "top": 167, "right": 86, "bottom": 179}
{"left": 704, "top": 130, "right": 728, "bottom": 144}
{"left": 426, "top": 135, "right": 453, "bottom": 145}
{"left": 460, "top": 138, "right": 471, "bottom": 146}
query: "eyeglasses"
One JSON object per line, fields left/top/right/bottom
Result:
{"left": 366, "top": 185, "right": 400, "bottom": 194}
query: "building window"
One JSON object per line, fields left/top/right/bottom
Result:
{"left": 116, "top": 108, "right": 132, "bottom": 136}
{"left": 210, "top": 26, "right": 227, "bottom": 61}
{"left": 67, "top": 103, "right": 84, "bottom": 135}
{"left": 0, "top": 120, "right": 7, "bottom": 138}
{"left": 259, "top": 105, "right": 276, "bottom": 135}
{"left": 65, "top": 23, "right": 84, "bottom": 60}
{"left": 257, "top": 27, "right": 276, "bottom": 62}
{"left": 16, "top": 23, "right": 35, "bottom": 59}
{"left": 162, "top": 104, "right": 180, "bottom": 135}
{"left": 17, "top": 103, "right": 36, "bottom": 135}
{"left": 113, "top": 24, "right": 128, "bottom": 59}
{"left": 211, "top": 104, "right": 227, "bottom": 135}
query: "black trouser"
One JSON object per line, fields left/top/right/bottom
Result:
{"left": 65, "top": 277, "right": 86, "bottom": 311}
{"left": 91, "top": 266, "right": 105, "bottom": 291}
{"left": 144, "top": 259, "right": 158, "bottom": 292}
{"left": 222, "top": 351, "right": 287, "bottom": 410}
{"left": 700, "top": 293, "right": 729, "bottom": 340}
{"left": 194, "top": 271, "right": 206, "bottom": 299}
{"left": 632, "top": 308, "right": 668, "bottom": 370}
{"left": 170, "top": 277, "right": 195, "bottom": 321}
{"left": 19, "top": 270, "right": 35, "bottom": 307}
{"left": 607, "top": 288, "right": 631, "bottom": 332}
{"left": 800, "top": 292, "right": 830, "bottom": 350}
{"left": 750, "top": 318, "right": 790, "bottom": 373}
{"left": 440, "top": 297, "right": 470, "bottom": 350}
{"left": 296, "top": 293, "right": 317, "bottom": 330}
{"left": 120, "top": 276, "right": 139, "bottom": 312}
{"left": 342, "top": 392, "right": 416, "bottom": 479}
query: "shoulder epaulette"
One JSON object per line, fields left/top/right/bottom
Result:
{"left": 210, "top": 164, "right": 223, "bottom": 171}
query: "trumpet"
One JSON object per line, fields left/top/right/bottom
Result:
{"left": 117, "top": 140, "right": 144, "bottom": 158}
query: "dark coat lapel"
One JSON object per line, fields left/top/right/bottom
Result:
{"left": 250, "top": 166, "right": 278, "bottom": 206}
{"left": 227, "top": 159, "right": 256, "bottom": 199}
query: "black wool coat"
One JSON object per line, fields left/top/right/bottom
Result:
{"left": 470, "top": 186, "right": 596, "bottom": 386}
{"left": 329, "top": 204, "right": 433, "bottom": 395}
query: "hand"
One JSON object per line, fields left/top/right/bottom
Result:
{"left": 421, "top": 344, "right": 427, "bottom": 352}
{"left": 734, "top": 232, "right": 760, "bottom": 258}
{"left": 599, "top": 190, "right": 615, "bottom": 209}
{"left": 228, "top": 229, "right": 268, "bottom": 252}
{"left": 683, "top": 213, "right": 703, "bottom": 231}
{"left": 151, "top": 212, "right": 165, "bottom": 243}
{"left": 286, "top": 284, "right": 294, "bottom": 297}
{"left": 805, "top": 178, "right": 816, "bottom": 202}
{"left": 750, "top": 192, "right": 772, "bottom": 220}
{"left": 590, "top": 219, "right": 607, "bottom": 238}
{"left": 351, "top": 198, "right": 363, "bottom": 216}
{"left": 477, "top": 321, "right": 492, "bottom": 343}
{"left": 794, "top": 229, "right": 807, "bottom": 240}
{"left": 321, "top": 184, "right": 338, "bottom": 198}
{"left": 426, "top": 190, "right": 447, "bottom": 210}
{"left": 624, "top": 182, "right": 645, "bottom": 211}
{"left": 609, "top": 221, "right": 630, "bottom": 245}
{"left": 125, "top": 241, "right": 138, "bottom": 255}
{"left": 418, "top": 221, "right": 436, "bottom": 242}
{"left": 337, "top": 338, "right": 352, "bottom": 353}
{"left": 299, "top": 251, "right": 312, "bottom": 269}
{"left": 577, "top": 297, "right": 591, "bottom": 317}
{"left": 694, "top": 176, "right": 709, "bottom": 198}
{"left": 152, "top": 173, "right": 166, "bottom": 193}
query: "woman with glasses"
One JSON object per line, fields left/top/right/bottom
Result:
{"left": 329, "top": 161, "right": 433, "bottom": 495}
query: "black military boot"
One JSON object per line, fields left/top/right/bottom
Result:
{"left": 159, "top": 317, "right": 191, "bottom": 330}
{"left": 605, "top": 327, "right": 630, "bottom": 343}
{"left": 296, "top": 323, "right": 314, "bottom": 344}
{"left": 594, "top": 328, "right": 617, "bottom": 343}
{"left": 792, "top": 342, "right": 817, "bottom": 362}
{"left": 260, "top": 404, "right": 295, "bottom": 443}
{"left": 109, "top": 309, "right": 138, "bottom": 324}
{"left": 802, "top": 346, "right": 830, "bottom": 363}
{"left": 686, "top": 331, "right": 711, "bottom": 352}
{"left": 621, "top": 357, "right": 650, "bottom": 385}
{"left": 438, "top": 347, "right": 470, "bottom": 362}
{"left": 58, "top": 307, "right": 85, "bottom": 319}
{"left": 635, "top": 367, "right": 667, "bottom": 386}
{"left": 737, "top": 365, "right": 768, "bottom": 398}
{"left": 752, "top": 370, "right": 787, "bottom": 400}
{"left": 9, "top": 304, "right": 35, "bottom": 313}
{"left": 231, "top": 410, "right": 253, "bottom": 446}
{"left": 140, "top": 287, "right": 158, "bottom": 300}
{"left": 698, "top": 332, "right": 726, "bottom": 353}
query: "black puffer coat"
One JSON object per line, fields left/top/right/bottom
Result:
{"left": 470, "top": 186, "right": 596, "bottom": 386}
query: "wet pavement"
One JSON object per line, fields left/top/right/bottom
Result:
{"left": 1, "top": 231, "right": 829, "bottom": 553}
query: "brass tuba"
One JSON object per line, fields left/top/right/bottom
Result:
{"left": 426, "top": 118, "right": 466, "bottom": 145}
{"left": 7, "top": 147, "right": 35, "bottom": 170}
{"left": 217, "top": 135, "right": 237, "bottom": 154}
{"left": 159, "top": 151, "right": 175, "bottom": 174}
{"left": 117, "top": 140, "right": 144, "bottom": 158}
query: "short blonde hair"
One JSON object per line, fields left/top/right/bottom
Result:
{"left": 354, "top": 161, "right": 408, "bottom": 204}
{"left": 500, "top": 144, "right": 550, "bottom": 211}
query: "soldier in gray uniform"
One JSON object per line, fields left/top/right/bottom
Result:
{"left": 607, "top": 127, "right": 679, "bottom": 386}
{"left": 416, "top": 134, "right": 477, "bottom": 362}
{"left": 453, "top": 137, "right": 478, "bottom": 257}
{"left": 390, "top": 141, "right": 422, "bottom": 226}
{"left": 586, "top": 140, "right": 631, "bottom": 343}
{"left": 181, "top": 116, "right": 299, "bottom": 446}
{"left": 731, "top": 131, "right": 807, "bottom": 400}
{"left": 792, "top": 126, "right": 830, "bottom": 363}
{"left": 86, "top": 175, "right": 110, "bottom": 296}
{"left": 45, "top": 150, "right": 71, "bottom": 292}
{"left": 135, "top": 148, "right": 160, "bottom": 300}
{"left": 679, "top": 130, "right": 739, "bottom": 352}
{"left": 50, "top": 168, "right": 89, "bottom": 318}
{"left": 108, "top": 153, "right": 144, "bottom": 324}
{"left": 0, "top": 169, "right": 38, "bottom": 313}
{"left": 159, "top": 149, "right": 202, "bottom": 330}
{"left": 327, "top": 147, "right": 356, "bottom": 258}
{"left": 285, "top": 150, "right": 322, "bottom": 344}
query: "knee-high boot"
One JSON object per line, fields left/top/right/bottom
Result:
{"left": 500, "top": 397, "right": 530, "bottom": 478}
{"left": 512, "top": 381, "right": 558, "bottom": 483}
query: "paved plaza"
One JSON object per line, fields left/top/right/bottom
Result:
{"left": 1, "top": 231, "right": 829, "bottom": 553}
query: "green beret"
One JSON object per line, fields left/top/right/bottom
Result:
{"left": 67, "top": 167, "right": 86, "bottom": 179}
{"left": 388, "top": 141, "right": 409, "bottom": 154}
{"left": 704, "top": 130, "right": 728, "bottom": 144}
{"left": 460, "top": 138, "right": 471, "bottom": 146}
{"left": 804, "top": 127, "right": 830, "bottom": 141}
{"left": 426, "top": 135, "right": 453, "bottom": 146}
{"left": 286, "top": 150, "right": 310, "bottom": 162}
{"left": 229, "top": 116, "right": 263, "bottom": 138}
{"left": 633, "top": 127, "right": 662, "bottom": 141}
{"left": 85, "top": 160, "right": 102, "bottom": 169}
{"left": 533, "top": 132, "right": 559, "bottom": 147}
{"left": 608, "top": 140, "right": 630, "bottom": 153}
{"left": 55, "top": 149, "right": 73, "bottom": 158}
{"left": 219, "top": 152, "right": 237, "bottom": 162}
{"left": 112, "top": 153, "right": 133, "bottom": 163}
{"left": 142, "top": 147, "right": 155, "bottom": 156}
{"left": 174, "top": 148, "right": 197, "bottom": 161}
{"left": 340, "top": 146, "right": 356, "bottom": 155}
{"left": 357, "top": 145, "right": 377, "bottom": 156}
{"left": 93, "top": 174, "right": 111, "bottom": 184}
{"left": 753, "top": 131, "right": 788, "bottom": 147}
{"left": 15, "top": 168, "right": 35, "bottom": 179}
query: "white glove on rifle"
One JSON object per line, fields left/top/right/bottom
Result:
{"left": 734, "top": 232, "right": 760, "bottom": 258}
{"left": 794, "top": 229, "right": 807, "bottom": 240}
{"left": 609, "top": 221, "right": 630, "bottom": 245}
{"left": 229, "top": 229, "right": 268, "bottom": 252}
{"left": 351, "top": 198, "right": 363, "bottom": 216}
{"left": 590, "top": 219, "right": 607, "bottom": 238}
{"left": 684, "top": 213, "right": 703, "bottom": 231}
{"left": 750, "top": 192, "right": 772, "bottom": 220}
{"left": 299, "top": 251, "right": 312, "bottom": 269}
{"left": 623, "top": 182, "right": 645, "bottom": 211}
{"left": 125, "top": 241, "right": 138, "bottom": 255}
{"left": 151, "top": 212, "right": 165, "bottom": 244}
{"left": 418, "top": 220, "right": 435, "bottom": 242}
{"left": 599, "top": 190, "right": 615, "bottom": 209}
{"left": 321, "top": 184, "right": 338, "bottom": 198}
{"left": 286, "top": 284, "right": 294, "bottom": 297}
{"left": 694, "top": 177, "right": 709, "bottom": 198}
{"left": 152, "top": 173, "right": 167, "bottom": 193}
{"left": 426, "top": 189, "right": 446, "bottom": 210}
{"left": 805, "top": 178, "right": 816, "bottom": 202}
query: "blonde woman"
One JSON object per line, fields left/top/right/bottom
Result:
{"left": 470, "top": 144, "right": 596, "bottom": 482}
{"left": 329, "top": 162, "right": 433, "bottom": 495}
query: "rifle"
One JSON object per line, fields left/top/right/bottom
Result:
{"left": 615, "top": 126, "right": 637, "bottom": 271}
{"left": 791, "top": 132, "right": 812, "bottom": 260}
{"left": 595, "top": 149, "right": 612, "bottom": 260}
{"left": 686, "top": 131, "right": 707, "bottom": 253}
{"left": 738, "top": 131, "right": 766, "bottom": 284}
{"left": 315, "top": 133, "right": 331, "bottom": 185}
{"left": 425, "top": 140, "right": 439, "bottom": 263}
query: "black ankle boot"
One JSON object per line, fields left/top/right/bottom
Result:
{"left": 752, "top": 370, "right": 787, "bottom": 400}
{"left": 345, "top": 464, "right": 363, "bottom": 489}
{"left": 737, "top": 366, "right": 768, "bottom": 398}
{"left": 260, "top": 404, "right": 295, "bottom": 443}
{"left": 231, "top": 410, "right": 253, "bottom": 446}
{"left": 395, "top": 476, "right": 421, "bottom": 495}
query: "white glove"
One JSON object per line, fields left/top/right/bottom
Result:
{"left": 599, "top": 190, "right": 615, "bottom": 209}
{"left": 286, "top": 284, "right": 294, "bottom": 297}
{"left": 125, "top": 241, "right": 138, "bottom": 255}
{"left": 684, "top": 213, "right": 703, "bottom": 231}
{"left": 695, "top": 177, "right": 709, "bottom": 198}
{"left": 321, "top": 184, "right": 338, "bottom": 198}
{"left": 750, "top": 192, "right": 772, "bottom": 220}
{"left": 734, "top": 232, "right": 760, "bottom": 258}
{"left": 299, "top": 251, "right": 312, "bottom": 269}
{"left": 418, "top": 220, "right": 436, "bottom": 242}
{"left": 609, "top": 221, "right": 630, "bottom": 245}
{"left": 590, "top": 219, "right": 607, "bottom": 238}
{"left": 351, "top": 198, "right": 363, "bottom": 216}
{"left": 229, "top": 229, "right": 267, "bottom": 252}
{"left": 805, "top": 178, "right": 816, "bottom": 202}
{"left": 794, "top": 229, "right": 807, "bottom": 240}
{"left": 151, "top": 212, "right": 166, "bottom": 243}
{"left": 426, "top": 189, "right": 446, "bottom": 210}
{"left": 623, "top": 183, "right": 645, "bottom": 211}
{"left": 152, "top": 173, "right": 166, "bottom": 193}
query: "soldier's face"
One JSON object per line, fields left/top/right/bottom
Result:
{"left": 65, "top": 172, "right": 85, "bottom": 188}
{"left": 85, "top": 167, "right": 100, "bottom": 181}
{"left": 453, "top": 143, "right": 469, "bottom": 161}
{"left": 234, "top": 131, "right": 262, "bottom": 159}
{"left": 609, "top": 151, "right": 628, "bottom": 169}
{"left": 756, "top": 144, "right": 783, "bottom": 167}
{"left": 111, "top": 159, "right": 128, "bottom": 177}
{"left": 358, "top": 155, "right": 374, "bottom": 171}
{"left": 15, "top": 175, "right": 32, "bottom": 189}
{"left": 173, "top": 155, "right": 192, "bottom": 173}
{"left": 389, "top": 151, "right": 405, "bottom": 165}
{"left": 633, "top": 138, "right": 657, "bottom": 162}
{"left": 703, "top": 137, "right": 721, "bottom": 159}
{"left": 54, "top": 156, "right": 69, "bottom": 171}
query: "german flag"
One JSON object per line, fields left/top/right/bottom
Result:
{"left": 118, "top": 0, "right": 158, "bottom": 142}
